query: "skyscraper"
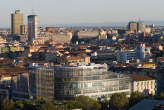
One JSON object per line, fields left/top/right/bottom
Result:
{"left": 28, "top": 15, "right": 38, "bottom": 42}
{"left": 20, "top": 25, "right": 28, "bottom": 35}
{"left": 128, "top": 21, "right": 137, "bottom": 33}
{"left": 11, "top": 10, "right": 24, "bottom": 35}
{"left": 137, "top": 22, "right": 146, "bottom": 33}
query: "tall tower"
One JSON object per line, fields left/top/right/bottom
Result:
{"left": 11, "top": 10, "right": 24, "bottom": 35}
{"left": 28, "top": 15, "right": 38, "bottom": 42}
{"left": 137, "top": 22, "right": 146, "bottom": 33}
{"left": 128, "top": 21, "right": 137, "bottom": 33}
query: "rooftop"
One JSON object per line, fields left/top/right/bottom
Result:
{"left": 129, "top": 74, "right": 155, "bottom": 81}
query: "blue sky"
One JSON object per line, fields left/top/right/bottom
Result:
{"left": 1, "top": 0, "right": 164, "bottom": 27}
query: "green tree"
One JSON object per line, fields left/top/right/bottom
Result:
{"left": 40, "top": 101, "right": 56, "bottom": 110}
{"left": 76, "top": 95, "right": 101, "bottom": 110}
{"left": 129, "top": 91, "right": 142, "bottom": 107}
{"left": 35, "top": 98, "right": 47, "bottom": 105}
{"left": 1, "top": 99, "right": 15, "bottom": 110}
{"left": 15, "top": 100, "right": 24, "bottom": 109}
{"left": 109, "top": 93, "right": 129, "bottom": 110}
{"left": 156, "top": 92, "right": 164, "bottom": 100}
{"left": 23, "top": 100, "right": 35, "bottom": 110}
{"left": 9, "top": 46, "right": 17, "bottom": 52}
{"left": 65, "top": 100, "right": 83, "bottom": 109}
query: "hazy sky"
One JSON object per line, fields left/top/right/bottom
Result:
{"left": 0, "top": 0, "right": 164, "bottom": 27}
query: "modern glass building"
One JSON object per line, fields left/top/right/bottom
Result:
{"left": 54, "top": 63, "right": 131, "bottom": 100}
{"left": 29, "top": 64, "right": 54, "bottom": 100}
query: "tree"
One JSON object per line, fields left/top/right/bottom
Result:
{"left": 23, "top": 100, "right": 35, "bottom": 110}
{"left": 109, "top": 93, "right": 129, "bottom": 110}
{"left": 75, "top": 95, "right": 101, "bottom": 110}
{"left": 129, "top": 91, "right": 142, "bottom": 107}
{"left": 35, "top": 98, "right": 47, "bottom": 105}
{"left": 97, "top": 96, "right": 108, "bottom": 110}
{"left": 40, "top": 101, "right": 56, "bottom": 110}
{"left": 156, "top": 92, "right": 164, "bottom": 100}
{"left": 1, "top": 99, "right": 15, "bottom": 110}
{"left": 15, "top": 100, "right": 24, "bottom": 109}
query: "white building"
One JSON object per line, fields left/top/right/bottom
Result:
{"left": 117, "top": 49, "right": 136, "bottom": 63}
{"left": 136, "top": 44, "right": 151, "bottom": 61}
{"left": 51, "top": 32, "right": 72, "bottom": 44}
{"left": 77, "top": 30, "right": 99, "bottom": 39}
{"left": 130, "top": 74, "right": 157, "bottom": 95}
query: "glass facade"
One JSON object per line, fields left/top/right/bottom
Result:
{"left": 29, "top": 65, "right": 54, "bottom": 100}
{"left": 54, "top": 64, "right": 131, "bottom": 99}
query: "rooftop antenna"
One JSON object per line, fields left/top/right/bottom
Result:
{"left": 31, "top": 9, "right": 35, "bottom": 15}
{"left": 30, "top": 0, "right": 36, "bottom": 15}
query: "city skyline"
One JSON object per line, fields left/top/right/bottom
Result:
{"left": 1, "top": 0, "right": 164, "bottom": 27}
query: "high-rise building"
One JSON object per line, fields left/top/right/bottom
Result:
{"left": 20, "top": 25, "right": 28, "bottom": 35}
{"left": 128, "top": 21, "right": 137, "bottom": 33}
{"left": 11, "top": 10, "right": 24, "bottom": 35}
{"left": 28, "top": 15, "right": 38, "bottom": 42}
{"left": 137, "top": 22, "right": 146, "bottom": 33}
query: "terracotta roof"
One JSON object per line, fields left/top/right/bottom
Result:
{"left": 158, "top": 57, "right": 164, "bottom": 62}
{"left": 66, "top": 56, "right": 83, "bottom": 61}
{"left": 129, "top": 74, "right": 155, "bottom": 81}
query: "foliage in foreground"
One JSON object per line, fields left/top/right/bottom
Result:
{"left": 1, "top": 92, "right": 164, "bottom": 110}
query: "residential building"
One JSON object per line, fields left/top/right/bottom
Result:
{"left": 137, "top": 62, "right": 157, "bottom": 69}
{"left": 46, "top": 27, "right": 58, "bottom": 32}
{"left": 117, "top": 49, "right": 136, "bottom": 63}
{"left": 99, "top": 29, "right": 107, "bottom": 40}
{"left": 130, "top": 74, "right": 157, "bottom": 95}
{"left": 77, "top": 30, "right": 99, "bottom": 39}
{"left": 59, "top": 55, "right": 90, "bottom": 66}
{"left": 51, "top": 32, "right": 72, "bottom": 44}
{"left": 136, "top": 44, "right": 151, "bottom": 61}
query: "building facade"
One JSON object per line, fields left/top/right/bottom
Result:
{"left": 51, "top": 32, "right": 72, "bottom": 44}
{"left": 54, "top": 63, "right": 131, "bottom": 99}
{"left": 130, "top": 74, "right": 157, "bottom": 95}
{"left": 20, "top": 24, "right": 28, "bottom": 35}
{"left": 11, "top": 10, "right": 24, "bottom": 35}
{"left": 29, "top": 64, "right": 54, "bottom": 100}
{"left": 128, "top": 21, "right": 137, "bottom": 33}
{"left": 137, "top": 22, "right": 146, "bottom": 33}
{"left": 28, "top": 15, "right": 38, "bottom": 43}
{"left": 117, "top": 49, "right": 136, "bottom": 63}
{"left": 11, "top": 73, "right": 29, "bottom": 100}
{"left": 136, "top": 44, "right": 151, "bottom": 61}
